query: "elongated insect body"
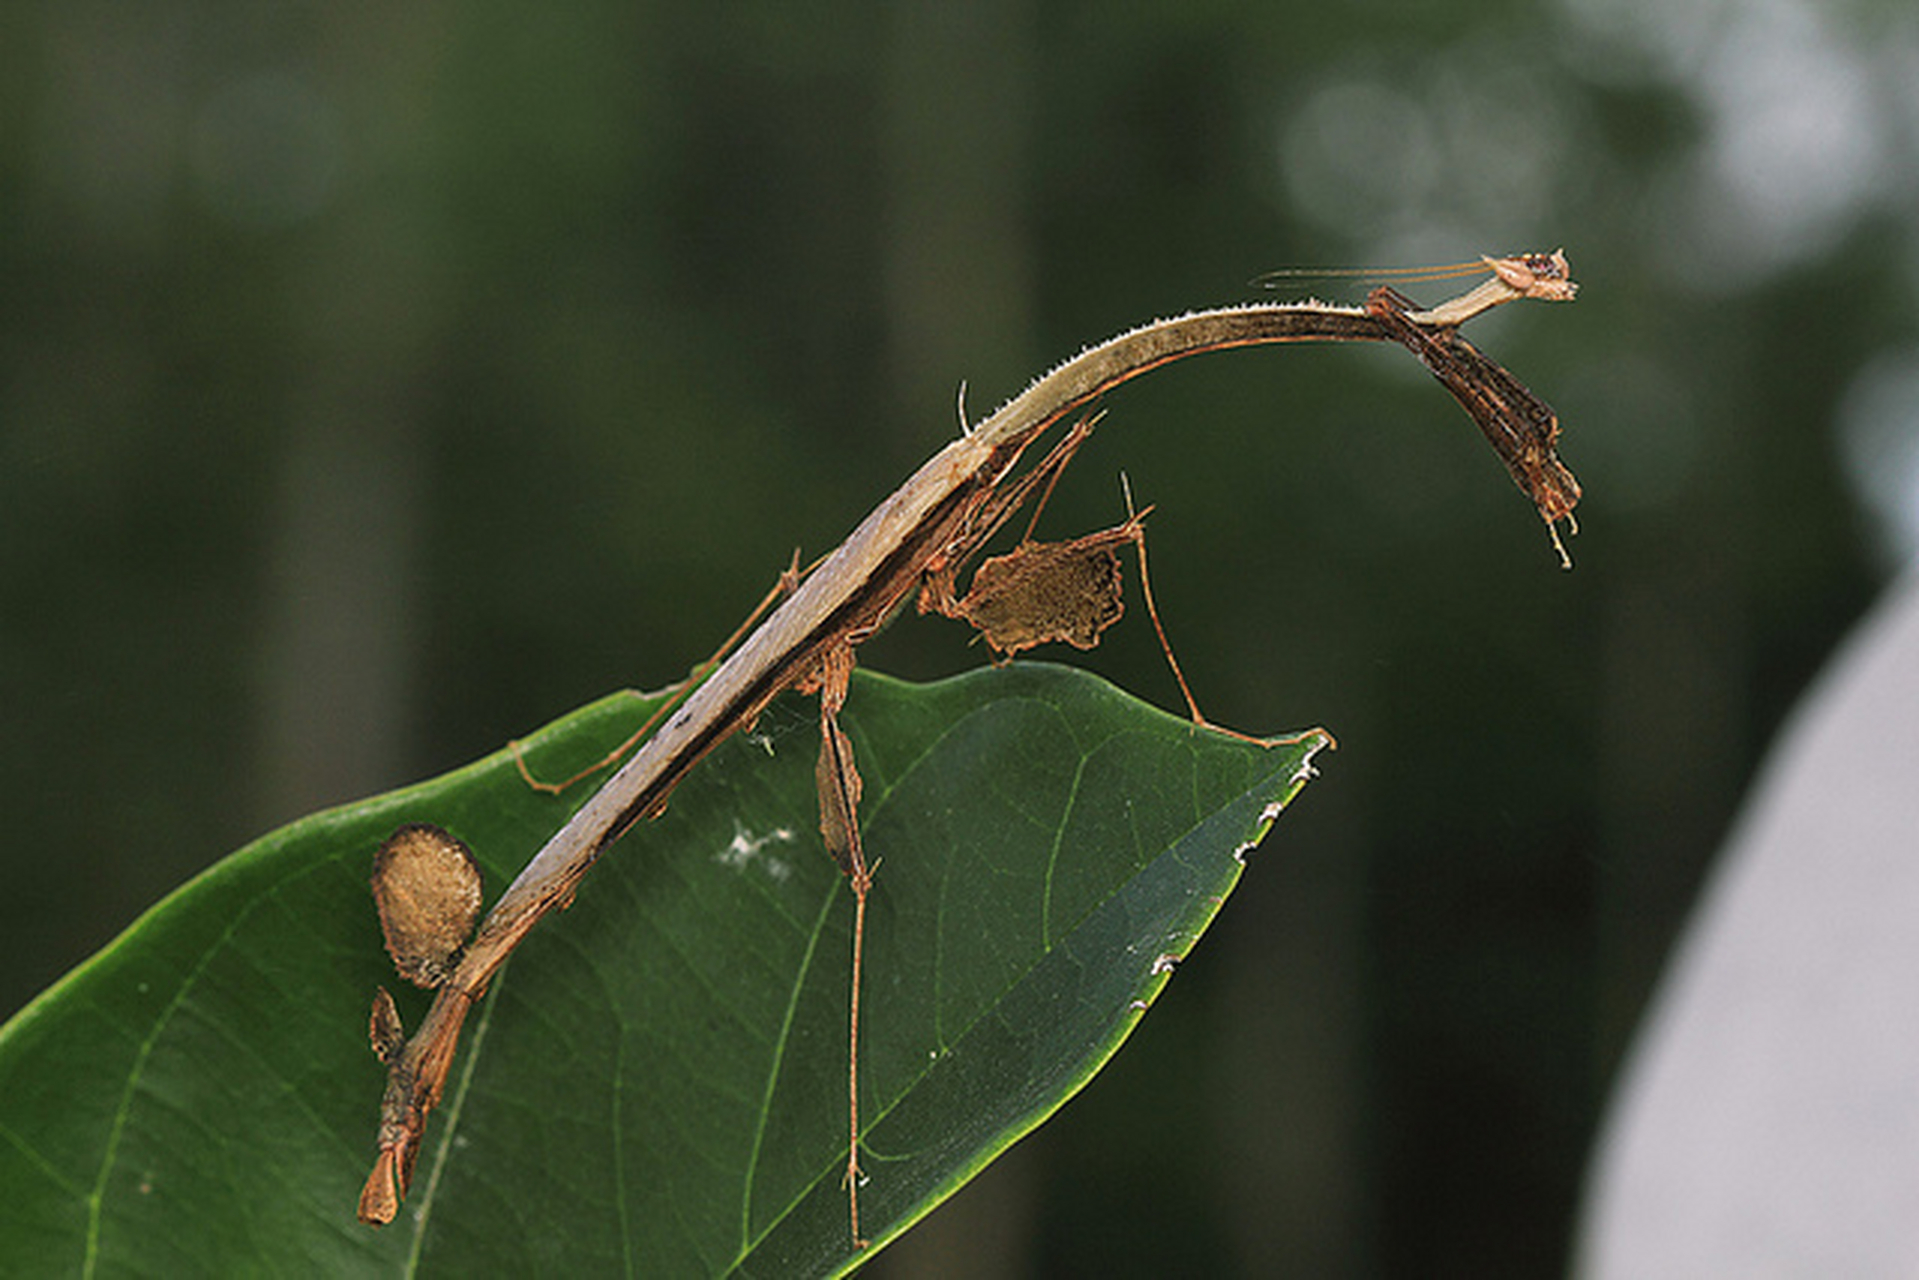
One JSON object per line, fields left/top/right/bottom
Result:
{"left": 356, "top": 255, "right": 1583, "bottom": 1249}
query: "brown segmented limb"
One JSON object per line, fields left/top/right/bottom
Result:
{"left": 1366, "top": 283, "right": 1582, "bottom": 564}
{"left": 357, "top": 256, "right": 1579, "bottom": 1241}
{"left": 509, "top": 550, "right": 807, "bottom": 795}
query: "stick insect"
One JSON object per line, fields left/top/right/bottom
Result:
{"left": 355, "top": 252, "right": 1581, "bottom": 1248}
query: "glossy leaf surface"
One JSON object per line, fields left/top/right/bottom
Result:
{"left": 0, "top": 664, "right": 1327, "bottom": 1276}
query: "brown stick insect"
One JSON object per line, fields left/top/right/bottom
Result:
{"left": 913, "top": 409, "right": 1255, "bottom": 744}
{"left": 355, "top": 252, "right": 1581, "bottom": 1246}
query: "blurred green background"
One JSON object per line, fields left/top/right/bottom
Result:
{"left": 5, "top": 1, "right": 1916, "bottom": 1275}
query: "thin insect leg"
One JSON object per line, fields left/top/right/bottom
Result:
{"left": 1116, "top": 478, "right": 1319, "bottom": 750}
{"left": 1015, "top": 409, "right": 1108, "bottom": 545}
{"left": 954, "top": 409, "right": 1103, "bottom": 564}
{"left": 919, "top": 411, "right": 1103, "bottom": 620}
{"left": 812, "top": 643, "right": 874, "bottom": 1249}
{"left": 511, "top": 550, "right": 808, "bottom": 794}
{"left": 843, "top": 844, "right": 871, "bottom": 1248}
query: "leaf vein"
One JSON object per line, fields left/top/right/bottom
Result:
{"left": 80, "top": 899, "right": 257, "bottom": 1278}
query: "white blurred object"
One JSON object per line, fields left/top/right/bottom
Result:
{"left": 1576, "top": 572, "right": 1919, "bottom": 1278}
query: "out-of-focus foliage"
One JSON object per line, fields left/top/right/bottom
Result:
{"left": 4, "top": 2, "right": 1912, "bottom": 1275}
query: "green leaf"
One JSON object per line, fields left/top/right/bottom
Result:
{"left": 0, "top": 663, "right": 1327, "bottom": 1277}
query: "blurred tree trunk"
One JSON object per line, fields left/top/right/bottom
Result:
{"left": 256, "top": 11, "right": 451, "bottom": 825}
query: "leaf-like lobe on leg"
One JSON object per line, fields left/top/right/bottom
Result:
{"left": 816, "top": 716, "right": 864, "bottom": 878}
{"left": 959, "top": 537, "right": 1128, "bottom": 656}
{"left": 371, "top": 823, "right": 484, "bottom": 988}
{"left": 358, "top": 1148, "right": 402, "bottom": 1226}
{"left": 368, "top": 986, "right": 405, "bottom": 1064}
